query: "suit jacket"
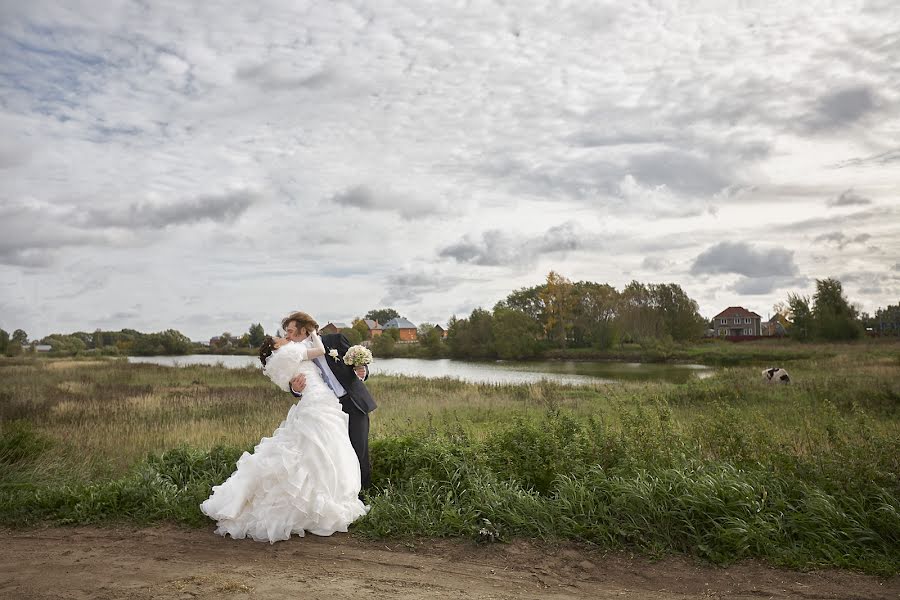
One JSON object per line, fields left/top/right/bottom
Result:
{"left": 321, "top": 333, "right": 377, "bottom": 414}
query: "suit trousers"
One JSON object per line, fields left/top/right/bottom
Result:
{"left": 338, "top": 395, "right": 371, "bottom": 490}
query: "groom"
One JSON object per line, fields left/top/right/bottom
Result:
{"left": 282, "top": 311, "right": 377, "bottom": 490}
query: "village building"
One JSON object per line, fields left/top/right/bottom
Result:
{"left": 320, "top": 322, "right": 350, "bottom": 335}
{"left": 382, "top": 317, "right": 418, "bottom": 342}
{"left": 713, "top": 307, "right": 762, "bottom": 337}
{"left": 363, "top": 319, "right": 383, "bottom": 337}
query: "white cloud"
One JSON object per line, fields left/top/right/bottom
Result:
{"left": 1, "top": 1, "right": 899, "bottom": 338}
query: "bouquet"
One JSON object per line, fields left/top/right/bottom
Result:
{"left": 343, "top": 345, "right": 373, "bottom": 367}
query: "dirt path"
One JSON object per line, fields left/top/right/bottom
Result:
{"left": 0, "top": 526, "right": 896, "bottom": 599}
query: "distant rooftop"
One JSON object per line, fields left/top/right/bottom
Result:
{"left": 383, "top": 317, "right": 417, "bottom": 329}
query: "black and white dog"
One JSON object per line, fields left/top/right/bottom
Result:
{"left": 762, "top": 367, "right": 791, "bottom": 383}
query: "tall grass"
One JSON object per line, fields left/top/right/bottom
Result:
{"left": 0, "top": 343, "right": 898, "bottom": 573}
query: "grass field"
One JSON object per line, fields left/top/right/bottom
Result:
{"left": 1, "top": 341, "right": 898, "bottom": 573}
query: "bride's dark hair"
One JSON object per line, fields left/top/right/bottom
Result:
{"left": 259, "top": 336, "right": 277, "bottom": 366}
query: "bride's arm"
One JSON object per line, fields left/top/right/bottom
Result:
{"left": 306, "top": 329, "right": 326, "bottom": 359}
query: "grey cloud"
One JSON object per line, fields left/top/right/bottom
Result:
{"left": 439, "top": 222, "right": 592, "bottom": 268}
{"left": 0, "top": 203, "right": 108, "bottom": 267}
{"left": 235, "top": 61, "right": 334, "bottom": 91}
{"left": 626, "top": 151, "right": 732, "bottom": 196}
{"left": 732, "top": 275, "right": 806, "bottom": 295}
{"left": 0, "top": 143, "right": 31, "bottom": 169}
{"left": 329, "top": 185, "right": 438, "bottom": 219}
{"left": 690, "top": 241, "right": 798, "bottom": 278}
{"left": 812, "top": 232, "right": 872, "bottom": 249}
{"left": 771, "top": 206, "right": 897, "bottom": 234}
{"left": 829, "top": 148, "right": 900, "bottom": 169}
{"left": 828, "top": 189, "right": 872, "bottom": 207}
{"left": 84, "top": 191, "right": 258, "bottom": 229}
{"left": 380, "top": 270, "right": 464, "bottom": 306}
{"left": 641, "top": 256, "right": 673, "bottom": 271}
{"left": 894, "top": 263, "right": 900, "bottom": 271}
{"left": 331, "top": 186, "right": 378, "bottom": 210}
{"left": 806, "top": 86, "right": 878, "bottom": 131}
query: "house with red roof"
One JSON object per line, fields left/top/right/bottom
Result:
{"left": 713, "top": 307, "right": 762, "bottom": 338}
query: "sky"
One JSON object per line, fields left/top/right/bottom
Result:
{"left": 1, "top": 0, "right": 898, "bottom": 341}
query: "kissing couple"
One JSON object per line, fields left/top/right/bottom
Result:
{"left": 201, "top": 311, "right": 377, "bottom": 543}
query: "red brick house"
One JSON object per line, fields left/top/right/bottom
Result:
{"left": 713, "top": 307, "right": 762, "bottom": 337}
{"left": 383, "top": 317, "right": 417, "bottom": 342}
{"left": 363, "top": 319, "right": 383, "bottom": 337}
{"left": 320, "top": 322, "right": 349, "bottom": 335}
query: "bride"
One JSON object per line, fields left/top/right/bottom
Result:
{"left": 200, "top": 324, "right": 368, "bottom": 543}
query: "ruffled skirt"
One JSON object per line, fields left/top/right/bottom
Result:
{"left": 201, "top": 398, "right": 368, "bottom": 543}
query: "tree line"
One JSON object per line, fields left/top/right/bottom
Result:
{"left": 442, "top": 271, "right": 709, "bottom": 360}
{"left": 1, "top": 275, "right": 894, "bottom": 359}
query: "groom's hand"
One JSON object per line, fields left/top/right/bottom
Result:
{"left": 353, "top": 366, "right": 366, "bottom": 380}
{"left": 289, "top": 374, "right": 307, "bottom": 397}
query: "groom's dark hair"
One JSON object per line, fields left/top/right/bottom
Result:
{"left": 282, "top": 311, "right": 318, "bottom": 334}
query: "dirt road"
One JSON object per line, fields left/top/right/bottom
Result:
{"left": 0, "top": 526, "right": 896, "bottom": 599}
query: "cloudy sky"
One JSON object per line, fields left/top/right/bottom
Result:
{"left": 1, "top": 1, "right": 898, "bottom": 341}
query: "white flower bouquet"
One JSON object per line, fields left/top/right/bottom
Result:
{"left": 343, "top": 345, "right": 373, "bottom": 367}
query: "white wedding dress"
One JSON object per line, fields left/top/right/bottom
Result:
{"left": 200, "top": 339, "right": 368, "bottom": 543}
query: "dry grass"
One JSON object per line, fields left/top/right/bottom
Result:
{"left": 0, "top": 344, "right": 897, "bottom": 481}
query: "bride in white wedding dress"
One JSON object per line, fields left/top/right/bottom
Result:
{"left": 200, "top": 329, "right": 368, "bottom": 543}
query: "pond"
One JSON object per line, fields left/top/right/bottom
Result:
{"left": 127, "top": 355, "right": 715, "bottom": 386}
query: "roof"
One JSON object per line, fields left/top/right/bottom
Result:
{"left": 714, "top": 306, "right": 762, "bottom": 319}
{"left": 383, "top": 317, "right": 417, "bottom": 329}
{"left": 324, "top": 322, "right": 349, "bottom": 330}
{"left": 363, "top": 319, "right": 383, "bottom": 330}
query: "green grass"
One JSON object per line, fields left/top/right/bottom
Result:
{"left": 0, "top": 342, "right": 898, "bottom": 574}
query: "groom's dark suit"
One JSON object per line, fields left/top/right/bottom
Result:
{"left": 314, "top": 333, "right": 376, "bottom": 489}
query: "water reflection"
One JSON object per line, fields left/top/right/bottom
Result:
{"left": 127, "top": 355, "right": 714, "bottom": 386}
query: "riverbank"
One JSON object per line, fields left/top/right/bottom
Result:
{"left": 1, "top": 345, "right": 898, "bottom": 574}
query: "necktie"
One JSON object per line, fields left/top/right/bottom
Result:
{"left": 313, "top": 355, "right": 347, "bottom": 397}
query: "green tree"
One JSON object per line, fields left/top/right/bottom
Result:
{"left": 159, "top": 329, "right": 192, "bottom": 354}
{"left": 787, "top": 293, "right": 812, "bottom": 341}
{"left": 417, "top": 323, "right": 443, "bottom": 357}
{"left": 0, "top": 328, "right": 8, "bottom": 354}
{"left": 11, "top": 329, "right": 28, "bottom": 346}
{"left": 652, "top": 283, "right": 706, "bottom": 341}
{"left": 342, "top": 327, "right": 363, "bottom": 345}
{"left": 499, "top": 284, "right": 546, "bottom": 324}
{"left": 371, "top": 332, "right": 395, "bottom": 356}
{"left": 447, "top": 308, "right": 495, "bottom": 359}
{"left": 571, "top": 281, "right": 619, "bottom": 348}
{"left": 872, "top": 303, "right": 900, "bottom": 336}
{"left": 248, "top": 323, "right": 266, "bottom": 346}
{"left": 41, "top": 334, "right": 87, "bottom": 355}
{"left": 540, "top": 271, "right": 576, "bottom": 348}
{"left": 352, "top": 319, "right": 370, "bottom": 340}
{"left": 811, "top": 278, "right": 862, "bottom": 340}
{"left": 617, "top": 281, "right": 662, "bottom": 342}
{"left": 364, "top": 308, "right": 400, "bottom": 326}
{"left": 491, "top": 307, "right": 542, "bottom": 359}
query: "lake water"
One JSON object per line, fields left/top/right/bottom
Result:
{"left": 127, "top": 355, "right": 714, "bottom": 386}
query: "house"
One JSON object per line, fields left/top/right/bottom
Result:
{"left": 382, "top": 317, "right": 418, "bottom": 342}
{"left": 363, "top": 319, "right": 383, "bottom": 337}
{"left": 433, "top": 324, "right": 448, "bottom": 339}
{"left": 762, "top": 314, "right": 790, "bottom": 337}
{"left": 713, "top": 307, "right": 762, "bottom": 337}
{"left": 25, "top": 344, "right": 52, "bottom": 353}
{"left": 320, "top": 322, "right": 350, "bottom": 335}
